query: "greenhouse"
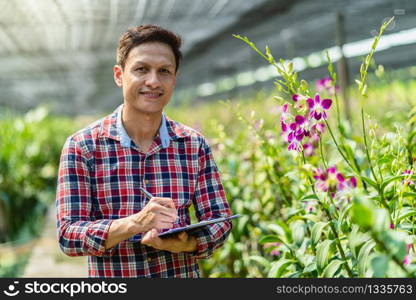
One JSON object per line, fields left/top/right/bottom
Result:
{"left": 1, "top": 0, "right": 416, "bottom": 283}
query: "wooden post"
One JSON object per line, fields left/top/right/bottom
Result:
{"left": 336, "top": 12, "right": 351, "bottom": 123}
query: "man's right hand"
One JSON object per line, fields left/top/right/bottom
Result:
{"left": 127, "top": 197, "right": 177, "bottom": 234}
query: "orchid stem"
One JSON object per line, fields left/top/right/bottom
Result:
{"left": 361, "top": 107, "right": 379, "bottom": 184}
{"left": 319, "top": 135, "right": 328, "bottom": 170}
{"left": 324, "top": 119, "right": 355, "bottom": 173}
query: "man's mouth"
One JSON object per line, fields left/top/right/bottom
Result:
{"left": 139, "top": 91, "right": 164, "bottom": 98}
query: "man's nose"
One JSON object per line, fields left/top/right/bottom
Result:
{"left": 144, "top": 71, "right": 161, "bottom": 89}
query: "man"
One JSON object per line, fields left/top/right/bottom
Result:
{"left": 56, "top": 24, "right": 232, "bottom": 277}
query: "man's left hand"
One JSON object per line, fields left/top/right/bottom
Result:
{"left": 141, "top": 229, "right": 198, "bottom": 253}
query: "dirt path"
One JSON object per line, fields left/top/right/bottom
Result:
{"left": 22, "top": 206, "right": 87, "bottom": 277}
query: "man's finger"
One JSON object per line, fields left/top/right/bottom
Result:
{"left": 141, "top": 230, "right": 153, "bottom": 246}
{"left": 152, "top": 197, "right": 176, "bottom": 209}
{"left": 158, "top": 207, "right": 178, "bottom": 219}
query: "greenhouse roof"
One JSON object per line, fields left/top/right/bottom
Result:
{"left": 0, "top": 0, "right": 415, "bottom": 114}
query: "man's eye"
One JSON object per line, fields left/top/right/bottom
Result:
{"left": 136, "top": 67, "right": 146, "bottom": 72}
{"left": 160, "top": 69, "right": 170, "bottom": 74}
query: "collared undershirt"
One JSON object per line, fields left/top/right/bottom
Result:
{"left": 116, "top": 104, "right": 171, "bottom": 149}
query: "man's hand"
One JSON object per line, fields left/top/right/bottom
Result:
{"left": 141, "top": 229, "right": 198, "bottom": 253}
{"left": 127, "top": 197, "right": 178, "bottom": 234}
{"left": 104, "top": 197, "right": 177, "bottom": 250}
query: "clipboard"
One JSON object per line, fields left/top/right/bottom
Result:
{"left": 136, "top": 214, "right": 241, "bottom": 241}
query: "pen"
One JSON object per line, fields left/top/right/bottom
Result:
{"left": 139, "top": 187, "right": 154, "bottom": 199}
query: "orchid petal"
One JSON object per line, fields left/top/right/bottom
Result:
{"left": 349, "top": 177, "right": 357, "bottom": 188}
{"left": 314, "top": 93, "right": 320, "bottom": 104}
{"left": 292, "top": 94, "right": 299, "bottom": 102}
{"left": 328, "top": 166, "right": 336, "bottom": 174}
{"left": 295, "top": 115, "right": 305, "bottom": 124}
{"left": 321, "top": 99, "right": 332, "bottom": 109}
{"left": 336, "top": 173, "right": 345, "bottom": 182}
{"left": 307, "top": 98, "right": 314, "bottom": 108}
{"left": 289, "top": 122, "right": 297, "bottom": 131}
{"left": 287, "top": 132, "right": 294, "bottom": 142}
{"left": 281, "top": 121, "right": 287, "bottom": 132}
{"left": 295, "top": 131, "right": 304, "bottom": 141}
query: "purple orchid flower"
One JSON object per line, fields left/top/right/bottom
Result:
{"left": 292, "top": 94, "right": 309, "bottom": 113}
{"left": 402, "top": 169, "right": 414, "bottom": 186}
{"left": 316, "top": 77, "right": 332, "bottom": 91}
{"left": 302, "top": 134, "right": 320, "bottom": 157}
{"left": 313, "top": 166, "right": 356, "bottom": 198}
{"left": 307, "top": 94, "right": 332, "bottom": 121}
{"left": 316, "top": 77, "right": 340, "bottom": 95}
{"left": 280, "top": 103, "right": 293, "bottom": 133}
{"left": 286, "top": 116, "right": 309, "bottom": 151}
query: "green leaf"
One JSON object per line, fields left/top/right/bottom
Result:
{"left": 267, "top": 259, "right": 295, "bottom": 278}
{"left": 300, "top": 194, "right": 319, "bottom": 201}
{"left": 371, "top": 254, "right": 389, "bottom": 277}
{"left": 322, "top": 259, "right": 345, "bottom": 278}
{"left": 398, "top": 222, "right": 416, "bottom": 231}
{"left": 377, "top": 157, "right": 392, "bottom": 165}
{"left": 374, "top": 208, "right": 390, "bottom": 233}
{"left": 381, "top": 175, "right": 412, "bottom": 191}
{"left": 351, "top": 203, "right": 374, "bottom": 230}
{"left": 403, "top": 192, "right": 416, "bottom": 198}
{"left": 316, "top": 240, "right": 335, "bottom": 272}
{"left": 288, "top": 214, "right": 320, "bottom": 224}
{"left": 290, "top": 221, "right": 306, "bottom": 247}
{"left": 287, "top": 271, "right": 302, "bottom": 278}
{"left": 379, "top": 231, "right": 407, "bottom": 261}
{"left": 343, "top": 144, "right": 355, "bottom": 164}
{"left": 259, "top": 235, "right": 283, "bottom": 245}
{"left": 348, "top": 225, "right": 369, "bottom": 259}
{"left": 311, "top": 222, "right": 330, "bottom": 247}
{"left": 337, "top": 203, "right": 352, "bottom": 233}
{"left": 357, "top": 240, "right": 376, "bottom": 277}
{"left": 396, "top": 207, "right": 416, "bottom": 223}
{"left": 361, "top": 176, "right": 379, "bottom": 190}
{"left": 303, "top": 262, "right": 317, "bottom": 274}
{"left": 267, "top": 224, "right": 286, "bottom": 236}
{"left": 248, "top": 255, "right": 271, "bottom": 270}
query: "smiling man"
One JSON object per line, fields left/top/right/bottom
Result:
{"left": 56, "top": 25, "right": 232, "bottom": 277}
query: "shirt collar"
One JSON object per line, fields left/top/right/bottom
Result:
{"left": 115, "top": 104, "right": 171, "bottom": 149}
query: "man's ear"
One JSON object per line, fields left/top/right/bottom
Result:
{"left": 113, "top": 65, "right": 123, "bottom": 87}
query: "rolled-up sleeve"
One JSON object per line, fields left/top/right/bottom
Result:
{"left": 191, "top": 139, "right": 232, "bottom": 259}
{"left": 56, "top": 137, "right": 116, "bottom": 257}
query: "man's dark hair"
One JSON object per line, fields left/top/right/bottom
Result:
{"left": 117, "top": 24, "right": 182, "bottom": 72}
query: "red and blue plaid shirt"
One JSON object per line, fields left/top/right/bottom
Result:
{"left": 56, "top": 105, "right": 232, "bottom": 277}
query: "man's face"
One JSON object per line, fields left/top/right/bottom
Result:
{"left": 114, "top": 42, "right": 177, "bottom": 114}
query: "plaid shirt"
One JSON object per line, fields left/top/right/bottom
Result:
{"left": 56, "top": 105, "right": 232, "bottom": 277}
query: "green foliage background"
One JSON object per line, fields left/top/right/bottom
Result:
{"left": 1, "top": 68, "right": 416, "bottom": 277}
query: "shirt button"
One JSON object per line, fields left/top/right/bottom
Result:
{"left": 147, "top": 257, "right": 152, "bottom": 262}
{"left": 145, "top": 180, "right": 150, "bottom": 185}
